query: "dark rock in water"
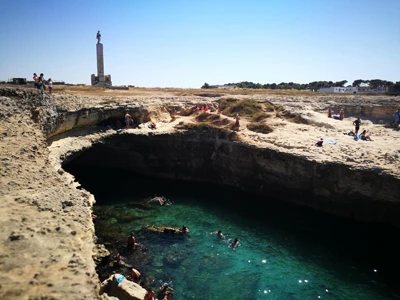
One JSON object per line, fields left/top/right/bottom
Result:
{"left": 143, "top": 225, "right": 183, "bottom": 235}
{"left": 163, "top": 250, "right": 189, "bottom": 267}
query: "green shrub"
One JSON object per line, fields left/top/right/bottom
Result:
{"left": 251, "top": 112, "right": 269, "bottom": 122}
{"left": 247, "top": 122, "right": 273, "bottom": 134}
{"left": 220, "top": 98, "right": 263, "bottom": 117}
{"left": 288, "top": 113, "right": 309, "bottom": 124}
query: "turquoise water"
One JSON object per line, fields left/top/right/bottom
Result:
{"left": 66, "top": 165, "right": 400, "bottom": 300}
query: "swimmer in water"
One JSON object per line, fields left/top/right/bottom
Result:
{"left": 210, "top": 230, "right": 225, "bottom": 239}
{"left": 180, "top": 225, "right": 189, "bottom": 233}
{"left": 230, "top": 238, "right": 241, "bottom": 249}
{"left": 150, "top": 194, "right": 171, "bottom": 205}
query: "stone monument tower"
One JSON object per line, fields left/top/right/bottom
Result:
{"left": 91, "top": 30, "right": 112, "bottom": 87}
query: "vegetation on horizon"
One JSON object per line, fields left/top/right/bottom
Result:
{"left": 202, "top": 79, "right": 400, "bottom": 95}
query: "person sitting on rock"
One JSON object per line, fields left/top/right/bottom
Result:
{"left": 360, "top": 130, "right": 373, "bottom": 141}
{"left": 315, "top": 138, "right": 323, "bottom": 147}
{"left": 129, "top": 267, "right": 141, "bottom": 283}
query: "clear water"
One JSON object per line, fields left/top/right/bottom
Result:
{"left": 66, "top": 165, "right": 400, "bottom": 300}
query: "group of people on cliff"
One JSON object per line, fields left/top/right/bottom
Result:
{"left": 33, "top": 73, "right": 53, "bottom": 95}
{"left": 326, "top": 108, "right": 373, "bottom": 142}
{"left": 328, "top": 108, "right": 344, "bottom": 120}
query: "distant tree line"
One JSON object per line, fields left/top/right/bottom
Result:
{"left": 201, "top": 79, "right": 400, "bottom": 95}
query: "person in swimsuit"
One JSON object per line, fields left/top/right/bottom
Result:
{"left": 144, "top": 288, "right": 156, "bottom": 300}
{"left": 47, "top": 78, "right": 53, "bottom": 95}
{"left": 127, "top": 232, "right": 136, "bottom": 250}
{"left": 211, "top": 230, "right": 225, "bottom": 239}
{"left": 180, "top": 225, "right": 189, "bottom": 233}
{"left": 129, "top": 267, "right": 141, "bottom": 283}
{"left": 231, "top": 238, "right": 241, "bottom": 249}
{"left": 33, "top": 73, "right": 39, "bottom": 89}
{"left": 360, "top": 130, "right": 373, "bottom": 141}
{"left": 353, "top": 117, "right": 361, "bottom": 134}
{"left": 125, "top": 113, "right": 132, "bottom": 129}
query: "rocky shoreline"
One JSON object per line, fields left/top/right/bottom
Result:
{"left": 1, "top": 86, "right": 399, "bottom": 299}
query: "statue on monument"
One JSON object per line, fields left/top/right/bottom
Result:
{"left": 96, "top": 30, "right": 101, "bottom": 43}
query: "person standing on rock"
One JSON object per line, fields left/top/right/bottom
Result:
{"left": 339, "top": 109, "right": 344, "bottom": 120}
{"left": 353, "top": 117, "right": 361, "bottom": 135}
{"left": 47, "top": 78, "right": 53, "bottom": 95}
{"left": 393, "top": 109, "right": 400, "bottom": 127}
{"left": 33, "top": 73, "right": 39, "bottom": 89}
{"left": 125, "top": 112, "right": 132, "bottom": 129}
{"left": 234, "top": 114, "right": 240, "bottom": 131}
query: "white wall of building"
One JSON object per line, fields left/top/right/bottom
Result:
{"left": 318, "top": 87, "right": 358, "bottom": 94}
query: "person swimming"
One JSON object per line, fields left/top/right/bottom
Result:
{"left": 180, "top": 225, "right": 189, "bottom": 233}
{"left": 149, "top": 194, "right": 172, "bottom": 205}
{"left": 230, "top": 238, "right": 241, "bottom": 249}
{"left": 210, "top": 230, "right": 225, "bottom": 239}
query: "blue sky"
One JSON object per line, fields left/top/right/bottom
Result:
{"left": 0, "top": 0, "right": 399, "bottom": 88}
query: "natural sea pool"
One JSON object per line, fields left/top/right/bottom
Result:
{"left": 65, "top": 165, "right": 400, "bottom": 300}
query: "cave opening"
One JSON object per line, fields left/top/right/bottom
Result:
{"left": 62, "top": 141, "right": 400, "bottom": 299}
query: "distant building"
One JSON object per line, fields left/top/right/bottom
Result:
{"left": 357, "top": 85, "right": 388, "bottom": 94}
{"left": 318, "top": 85, "right": 388, "bottom": 94}
{"left": 318, "top": 87, "right": 357, "bottom": 94}
{"left": 209, "top": 84, "right": 237, "bottom": 89}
